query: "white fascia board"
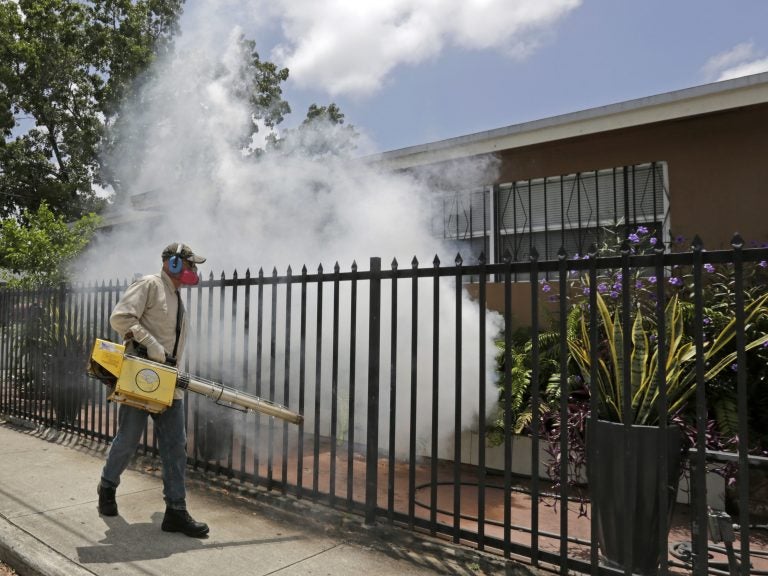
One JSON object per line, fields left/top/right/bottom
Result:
{"left": 367, "top": 72, "right": 768, "bottom": 171}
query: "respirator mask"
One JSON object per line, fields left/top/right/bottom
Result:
{"left": 178, "top": 263, "right": 200, "bottom": 286}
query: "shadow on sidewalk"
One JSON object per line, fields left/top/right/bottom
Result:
{"left": 76, "top": 512, "right": 305, "bottom": 564}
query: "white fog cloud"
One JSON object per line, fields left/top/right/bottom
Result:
{"left": 703, "top": 41, "right": 768, "bottom": 81}
{"left": 79, "top": 6, "right": 504, "bottom": 455}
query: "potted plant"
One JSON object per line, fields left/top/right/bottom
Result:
{"left": 567, "top": 259, "right": 768, "bottom": 574}
{"left": 20, "top": 294, "right": 90, "bottom": 425}
{"left": 488, "top": 228, "right": 768, "bottom": 572}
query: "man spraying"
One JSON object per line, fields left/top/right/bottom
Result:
{"left": 97, "top": 243, "right": 209, "bottom": 538}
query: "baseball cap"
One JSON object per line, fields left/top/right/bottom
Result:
{"left": 161, "top": 242, "right": 206, "bottom": 264}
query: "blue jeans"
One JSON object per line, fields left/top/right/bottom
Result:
{"left": 100, "top": 399, "right": 188, "bottom": 510}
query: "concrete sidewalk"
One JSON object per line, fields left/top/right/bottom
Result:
{"left": 0, "top": 417, "right": 530, "bottom": 576}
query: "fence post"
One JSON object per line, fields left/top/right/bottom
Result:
{"left": 365, "top": 257, "right": 382, "bottom": 524}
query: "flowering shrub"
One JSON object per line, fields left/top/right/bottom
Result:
{"left": 542, "top": 227, "right": 768, "bottom": 437}
{"left": 492, "top": 226, "right": 768, "bottom": 501}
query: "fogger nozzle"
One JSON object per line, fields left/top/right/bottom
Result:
{"left": 177, "top": 373, "right": 303, "bottom": 425}
{"left": 87, "top": 339, "right": 303, "bottom": 425}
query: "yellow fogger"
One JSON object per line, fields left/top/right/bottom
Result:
{"left": 87, "top": 338, "right": 303, "bottom": 425}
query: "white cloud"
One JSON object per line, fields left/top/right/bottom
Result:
{"left": 703, "top": 42, "right": 768, "bottom": 81}
{"left": 716, "top": 58, "right": 768, "bottom": 81}
{"left": 264, "top": 0, "right": 581, "bottom": 97}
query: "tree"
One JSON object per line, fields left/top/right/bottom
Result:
{"left": 239, "top": 36, "right": 291, "bottom": 137}
{"left": 0, "top": 1, "right": 360, "bottom": 292}
{"left": 100, "top": 31, "right": 294, "bottom": 191}
{"left": 303, "top": 103, "right": 346, "bottom": 125}
{"left": 0, "top": 0, "right": 184, "bottom": 219}
{"left": 266, "top": 102, "right": 359, "bottom": 158}
{"left": 0, "top": 202, "right": 100, "bottom": 287}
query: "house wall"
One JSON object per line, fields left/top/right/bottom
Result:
{"left": 465, "top": 101, "right": 768, "bottom": 317}
{"left": 491, "top": 103, "right": 768, "bottom": 250}
{"left": 465, "top": 282, "right": 558, "bottom": 328}
{"left": 411, "top": 100, "right": 768, "bottom": 320}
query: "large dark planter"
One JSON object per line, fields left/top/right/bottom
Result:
{"left": 588, "top": 420, "right": 682, "bottom": 575}
{"left": 46, "top": 353, "right": 86, "bottom": 424}
{"left": 51, "top": 381, "right": 84, "bottom": 424}
{"left": 194, "top": 412, "right": 234, "bottom": 462}
{"left": 725, "top": 467, "right": 768, "bottom": 523}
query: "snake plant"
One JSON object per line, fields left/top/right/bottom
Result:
{"left": 568, "top": 290, "right": 768, "bottom": 425}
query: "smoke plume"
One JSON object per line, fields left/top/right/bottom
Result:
{"left": 78, "top": 4, "right": 504, "bottom": 459}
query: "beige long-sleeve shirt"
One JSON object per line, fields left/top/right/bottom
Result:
{"left": 110, "top": 270, "right": 187, "bottom": 399}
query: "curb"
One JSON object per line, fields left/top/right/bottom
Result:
{"left": 0, "top": 513, "right": 96, "bottom": 576}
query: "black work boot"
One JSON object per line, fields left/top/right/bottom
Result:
{"left": 97, "top": 484, "right": 118, "bottom": 516}
{"left": 161, "top": 508, "right": 209, "bottom": 537}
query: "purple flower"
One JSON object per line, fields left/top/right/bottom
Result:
{"left": 629, "top": 233, "right": 640, "bottom": 243}
{"left": 669, "top": 277, "right": 683, "bottom": 287}
{"left": 610, "top": 291, "right": 619, "bottom": 299}
{"left": 760, "top": 261, "right": 767, "bottom": 268}
{"left": 703, "top": 317, "right": 711, "bottom": 325}
{"left": 637, "top": 226, "right": 649, "bottom": 235}
{"left": 583, "top": 287, "right": 591, "bottom": 296}
{"left": 635, "top": 279, "right": 644, "bottom": 289}
{"left": 649, "top": 276, "right": 657, "bottom": 284}
{"left": 649, "top": 237, "right": 658, "bottom": 245}
{"left": 597, "top": 282, "right": 609, "bottom": 294}
{"left": 541, "top": 282, "right": 551, "bottom": 293}
{"left": 731, "top": 363, "right": 738, "bottom": 372}
{"left": 704, "top": 263, "right": 715, "bottom": 273}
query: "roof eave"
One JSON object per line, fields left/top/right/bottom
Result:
{"left": 366, "top": 72, "right": 768, "bottom": 170}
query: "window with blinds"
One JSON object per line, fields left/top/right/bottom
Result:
{"left": 433, "top": 161, "right": 669, "bottom": 265}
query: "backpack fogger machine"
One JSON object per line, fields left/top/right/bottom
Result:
{"left": 87, "top": 338, "right": 303, "bottom": 425}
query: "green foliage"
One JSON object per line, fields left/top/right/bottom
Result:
{"left": 11, "top": 289, "right": 92, "bottom": 423}
{"left": 568, "top": 290, "right": 768, "bottom": 425}
{"left": 0, "top": 0, "right": 354, "bottom": 219}
{"left": 489, "top": 327, "right": 561, "bottom": 445}
{"left": 559, "top": 227, "right": 768, "bottom": 445}
{"left": 265, "top": 102, "right": 359, "bottom": 158}
{"left": 0, "top": 0, "right": 184, "bottom": 218}
{"left": 89, "top": 0, "right": 182, "bottom": 115}
{"left": 237, "top": 36, "right": 291, "bottom": 130}
{"left": 491, "top": 227, "right": 768, "bottom": 453}
{"left": 206, "top": 34, "right": 291, "bottom": 155}
{"left": 0, "top": 202, "right": 99, "bottom": 287}
{"left": 303, "top": 103, "right": 346, "bottom": 125}
{"left": 103, "top": 30, "right": 299, "bottom": 185}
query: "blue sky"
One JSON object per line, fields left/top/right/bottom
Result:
{"left": 205, "top": 0, "right": 768, "bottom": 154}
{"left": 78, "top": 0, "right": 768, "bottom": 279}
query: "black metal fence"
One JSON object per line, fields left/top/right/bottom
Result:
{"left": 1, "top": 235, "right": 767, "bottom": 576}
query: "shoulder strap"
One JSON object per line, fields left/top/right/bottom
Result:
{"left": 172, "top": 291, "right": 183, "bottom": 360}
